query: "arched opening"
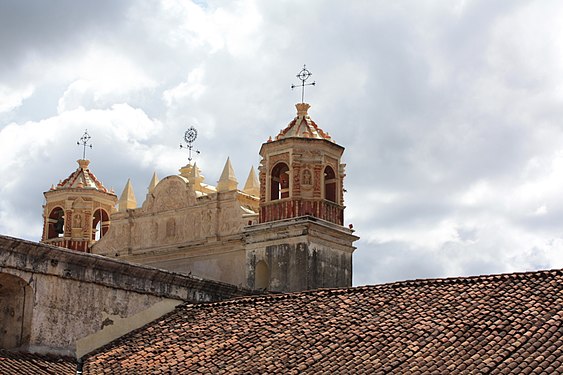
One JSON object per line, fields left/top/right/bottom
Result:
{"left": 0, "top": 273, "right": 33, "bottom": 350}
{"left": 47, "top": 207, "right": 65, "bottom": 239}
{"left": 324, "top": 166, "right": 337, "bottom": 203}
{"left": 270, "top": 163, "right": 290, "bottom": 200}
{"left": 255, "top": 261, "right": 270, "bottom": 290}
{"left": 92, "top": 208, "right": 110, "bottom": 241}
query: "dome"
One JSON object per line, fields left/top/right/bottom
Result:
{"left": 274, "top": 103, "right": 333, "bottom": 142}
{"left": 53, "top": 159, "right": 110, "bottom": 192}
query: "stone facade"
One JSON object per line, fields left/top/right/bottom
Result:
{"left": 43, "top": 103, "right": 358, "bottom": 293}
{"left": 92, "top": 163, "right": 259, "bottom": 287}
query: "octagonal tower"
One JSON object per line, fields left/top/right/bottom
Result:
{"left": 245, "top": 103, "right": 358, "bottom": 292}
{"left": 41, "top": 159, "right": 117, "bottom": 252}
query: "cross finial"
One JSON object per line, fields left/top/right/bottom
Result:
{"left": 180, "top": 126, "right": 201, "bottom": 164}
{"left": 291, "top": 64, "right": 316, "bottom": 103}
{"left": 77, "top": 129, "right": 93, "bottom": 159}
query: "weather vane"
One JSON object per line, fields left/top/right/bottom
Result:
{"left": 180, "top": 126, "right": 200, "bottom": 163}
{"left": 77, "top": 129, "right": 92, "bottom": 159}
{"left": 291, "top": 64, "right": 316, "bottom": 103}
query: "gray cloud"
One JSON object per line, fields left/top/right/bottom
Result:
{"left": 2, "top": 0, "right": 563, "bottom": 285}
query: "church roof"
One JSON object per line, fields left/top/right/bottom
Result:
{"left": 274, "top": 103, "right": 333, "bottom": 141}
{"left": 51, "top": 159, "right": 111, "bottom": 193}
{"left": 0, "top": 349, "right": 76, "bottom": 374}
{"left": 84, "top": 268, "right": 563, "bottom": 374}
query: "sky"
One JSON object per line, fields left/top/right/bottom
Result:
{"left": 2, "top": 0, "right": 563, "bottom": 286}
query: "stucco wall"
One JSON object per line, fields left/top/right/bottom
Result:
{"left": 245, "top": 216, "right": 358, "bottom": 292}
{"left": 0, "top": 235, "right": 253, "bottom": 357}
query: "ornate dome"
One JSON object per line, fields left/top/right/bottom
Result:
{"left": 273, "top": 103, "right": 333, "bottom": 142}
{"left": 51, "top": 159, "right": 110, "bottom": 193}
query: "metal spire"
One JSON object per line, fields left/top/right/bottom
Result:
{"left": 291, "top": 64, "right": 316, "bottom": 103}
{"left": 180, "top": 126, "right": 201, "bottom": 163}
{"left": 77, "top": 129, "right": 93, "bottom": 159}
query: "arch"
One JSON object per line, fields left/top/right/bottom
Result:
{"left": 92, "top": 208, "right": 110, "bottom": 241}
{"left": 47, "top": 207, "right": 65, "bottom": 239}
{"left": 0, "top": 273, "right": 33, "bottom": 349}
{"left": 255, "top": 261, "right": 270, "bottom": 290}
{"left": 270, "top": 162, "right": 290, "bottom": 200}
{"left": 324, "top": 166, "right": 337, "bottom": 203}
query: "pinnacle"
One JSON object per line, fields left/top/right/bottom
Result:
{"left": 243, "top": 166, "right": 260, "bottom": 197}
{"left": 217, "top": 157, "right": 238, "bottom": 192}
{"left": 118, "top": 178, "right": 137, "bottom": 211}
{"left": 148, "top": 171, "right": 159, "bottom": 193}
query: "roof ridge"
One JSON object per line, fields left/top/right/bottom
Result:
{"left": 177, "top": 267, "right": 563, "bottom": 310}
{"left": 0, "top": 348, "right": 76, "bottom": 362}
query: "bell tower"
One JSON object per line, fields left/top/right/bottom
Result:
{"left": 41, "top": 159, "right": 117, "bottom": 252}
{"left": 245, "top": 102, "right": 358, "bottom": 292}
{"left": 259, "top": 102, "right": 345, "bottom": 224}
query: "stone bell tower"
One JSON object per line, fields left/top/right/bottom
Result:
{"left": 244, "top": 103, "right": 358, "bottom": 292}
{"left": 41, "top": 159, "right": 117, "bottom": 252}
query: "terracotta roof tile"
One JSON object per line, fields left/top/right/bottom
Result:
{"left": 0, "top": 349, "right": 76, "bottom": 375}
{"left": 84, "top": 269, "right": 563, "bottom": 374}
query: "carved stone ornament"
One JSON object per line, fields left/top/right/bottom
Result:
{"left": 73, "top": 213, "right": 82, "bottom": 229}
{"left": 302, "top": 168, "right": 313, "bottom": 188}
{"left": 152, "top": 177, "right": 196, "bottom": 212}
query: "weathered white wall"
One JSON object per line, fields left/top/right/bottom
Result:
{"left": 0, "top": 235, "right": 253, "bottom": 357}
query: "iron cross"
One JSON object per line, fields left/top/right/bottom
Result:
{"left": 180, "top": 126, "right": 201, "bottom": 163}
{"left": 291, "top": 64, "right": 316, "bottom": 103}
{"left": 77, "top": 129, "right": 93, "bottom": 159}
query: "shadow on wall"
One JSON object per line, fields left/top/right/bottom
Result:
{"left": 0, "top": 273, "right": 33, "bottom": 350}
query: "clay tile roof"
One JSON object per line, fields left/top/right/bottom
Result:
{"left": 275, "top": 103, "right": 333, "bottom": 142}
{"left": 83, "top": 269, "right": 563, "bottom": 374}
{"left": 54, "top": 159, "right": 109, "bottom": 192}
{"left": 0, "top": 349, "right": 76, "bottom": 375}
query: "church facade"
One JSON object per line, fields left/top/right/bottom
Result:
{"left": 40, "top": 103, "right": 358, "bottom": 293}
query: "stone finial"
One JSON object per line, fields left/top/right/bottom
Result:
{"left": 217, "top": 157, "right": 238, "bottom": 192}
{"left": 296, "top": 103, "right": 310, "bottom": 117}
{"left": 243, "top": 166, "right": 260, "bottom": 197}
{"left": 148, "top": 171, "right": 159, "bottom": 194}
{"left": 78, "top": 159, "right": 90, "bottom": 170}
{"left": 118, "top": 178, "right": 137, "bottom": 212}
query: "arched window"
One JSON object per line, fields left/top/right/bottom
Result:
{"left": 0, "top": 273, "right": 33, "bottom": 349}
{"left": 324, "top": 166, "right": 337, "bottom": 203}
{"left": 47, "top": 207, "right": 65, "bottom": 239}
{"left": 255, "top": 261, "right": 270, "bottom": 290}
{"left": 92, "top": 209, "right": 110, "bottom": 241}
{"left": 270, "top": 163, "right": 290, "bottom": 200}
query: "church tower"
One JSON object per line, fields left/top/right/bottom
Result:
{"left": 41, "top": 159, "right": 117, "bottom": 252}
{"left": 244, "top": 102, "right": 358, "bottom": 292}
{"left": 259, "top": 102, "right": 345, "bottom": 224}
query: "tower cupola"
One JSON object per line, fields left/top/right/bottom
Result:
{"left": 41, "top": 159, "right": 117, "bottom": 252}
{"left": 258, "top": 103, "right": 346, "bottom": 225}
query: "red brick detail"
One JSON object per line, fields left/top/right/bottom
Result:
{"left": 260, "top": 200, "right": 344, "bottom": 225}
{"left": 313, "top": 165, "right": 322, "bottom": 198}
{"left": 47, "top": 239, "right": 89, "bottom": 252}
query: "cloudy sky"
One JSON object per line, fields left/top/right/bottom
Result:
{"left": 2, "top": 0, "right": 563, "bottom": 286}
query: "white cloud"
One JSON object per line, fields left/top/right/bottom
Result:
{"left": 163, "top": 67, "right": 207, "bottom": 105}
{"left": 0, "top": 84, "right": 34, "bottom": 113}
{"left": 4, "top": 0, "right": 563, "bottom": 287}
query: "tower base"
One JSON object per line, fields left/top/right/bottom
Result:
{"left": 244, "top": 216, "right": 358, "bottom": 292}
